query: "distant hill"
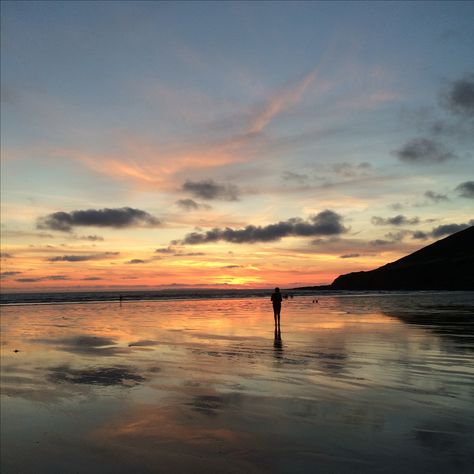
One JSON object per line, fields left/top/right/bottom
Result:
{"left": 296, "top": 226, "right": 474, "bottom": 291}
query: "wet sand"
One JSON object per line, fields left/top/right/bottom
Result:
{"left": 1, "top": 293, "right": 473, "bottom": 473}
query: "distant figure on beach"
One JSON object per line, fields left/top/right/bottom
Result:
{"left": 119, "top": 294, "right": 123, "bottom": 306}
{"left": 271, "top": 287, "right": 283, "bottom": 328}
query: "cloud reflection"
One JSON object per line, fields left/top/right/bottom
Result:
{"left": 48, "top": 365, "right": 144, "bottom": 386}
{"left": 32, "top": 335, "right": 129, "bottom": 356}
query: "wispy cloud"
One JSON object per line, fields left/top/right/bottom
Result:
{"left": 182, "top": 179, "right": 240, "bottom": 201}
{"left": 371, "top": 220, "right": 474, "bottom": 243}
{"left": 175, "top": 199, "right": 211, "bottom": 211}
{"left": 424, "top": 190, "right": 449, "bottom": 203}
{"left": 0, "top": 271, "right": 22, "bottom": 279}
{"left": 249, "top": 71, "right": 316, "bottom": 133}
{"left": 394, "top": 138, "right": 457, "bottom": 164}
{"left": 57, "top": 71, "right": 317, "bottom": 189}
{"left": 371, "top": 215, "right": 420, "bottom": 226}
{"left": 155, "top": 245, "right": 205, "bottom": 257}
{"left": 47, "top": 252, "right": 120, "bottom": 262}
{"left": 16, "top": 275, "right": 70, "bottom": 283}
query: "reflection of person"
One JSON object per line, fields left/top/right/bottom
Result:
{"left": 273, "top": 328, "right": 283, "bottom": 358}
{"left": 271, "top": 287, "right": 283, "bottom": 328}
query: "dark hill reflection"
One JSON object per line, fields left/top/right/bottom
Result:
{"left": 326, "top": 292, "right": 474, "bottom": 354}
{"left": 382, "top": 306, "right": 474, "bottom": 353}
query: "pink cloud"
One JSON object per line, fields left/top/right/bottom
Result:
{"left": 56, "top": 71, "right": 317, "bottom": 189}
{"left": 249, "top": 70, "right": 316, "bottom": 133}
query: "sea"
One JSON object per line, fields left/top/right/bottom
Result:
{"left": 2, "top": 287, "right": 474, "bottom": 306}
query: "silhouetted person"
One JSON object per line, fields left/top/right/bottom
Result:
{"left": 271, "top": 287, "right": 283, "bottom": 329}
{"left": 119, "top": 294, "right": 123, "bottom": 306}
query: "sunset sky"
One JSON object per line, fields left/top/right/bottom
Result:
{"left": 1, "top": 1, "right": 473, "bottom": 291}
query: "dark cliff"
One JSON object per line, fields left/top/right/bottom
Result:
{"left": 330, "top": 226, "right": 474, "bottom": 290}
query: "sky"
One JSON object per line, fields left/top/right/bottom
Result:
{"left": 1, "top": 1, "right": 473, "bottom": 292}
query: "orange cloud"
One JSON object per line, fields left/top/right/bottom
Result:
{"left": 249, "top": 70, "right": 316, "bottom": 133}
{"left": 55, "top": 72, "right": 317, "bottom": 190}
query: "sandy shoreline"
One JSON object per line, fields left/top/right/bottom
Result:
{"left": 1, "top": 293, "right": 473, "bottom": 473}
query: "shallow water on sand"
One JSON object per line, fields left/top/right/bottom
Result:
{"left": 1, "top": 293, "right": 474, "bottom": 473}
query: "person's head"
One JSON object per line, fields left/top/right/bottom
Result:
{"left": 275, "top": 287, "right": 280, "bottom": 292}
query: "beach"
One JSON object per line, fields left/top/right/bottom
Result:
{"left": 1, "top": 292, "right": 473, "bottom": 473}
